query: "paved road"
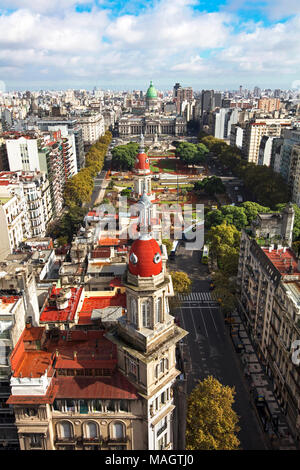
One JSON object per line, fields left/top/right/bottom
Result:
{"left": 170, "top": 244, "right": 267, "bottom": 450}
{"left": 90, "top": 170, "right": 108, "bottom": 206}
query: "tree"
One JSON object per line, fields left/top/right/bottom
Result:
{"left": 241, "top": 201, "right": 271, "bottom": 225}
{"left": 186, "top": 376, "right": 240, "bottom": 450}
{"left": 220, "top": 205, "right": 248, "bottom": 231}
{"left": 195, "top": 176, "right": 226, "bottom": 196}
{"left": 209, "top": 223, "right": 241, "bottom": 258}
{"left": 208, "top": 223, "right": 240, "bottom": 276}
{"left": 64, "top": 170, "right": 94, "bottom": 206}
{"left": 175, "top": 141, "right": 208, "bottom": 166}
{"left": 205, "top": 209, "right": 224, "bottom": 229}
{"left": 170, "top": 271, "right": 192, "bottom": 294}
{"left": 162, "top": 238, "right": 173, "bottom": 256}
{"left": 111, "top": 142, "right": 139, "bottom": 170}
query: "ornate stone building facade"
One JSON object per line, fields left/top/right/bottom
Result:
{"left": 118, "top": 115, "right": 187, "bottom": 137}
{"left": 6, "top": 213, "right": 187, "bottom": 449}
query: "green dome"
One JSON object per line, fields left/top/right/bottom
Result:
{"left": 146, "top": 80, "right": 157, "bottom": 99}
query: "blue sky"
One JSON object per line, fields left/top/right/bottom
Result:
{"left": 0, "top": 0, "right": 299, "bottom": 91}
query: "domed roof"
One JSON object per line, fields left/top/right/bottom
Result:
{"left": 134, "top": 152, "right": 151, "bottom": 173}
{"left": 128, "top": 237, "right": 162, "bottom": 277}
{"left": 146, "top": 80, "right": 157, "bottom": 99}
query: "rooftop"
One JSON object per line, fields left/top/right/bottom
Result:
{"left": 78, "top": 293, "right": 126, "bottom": 325}
{"left": 39, "top": 286, "right": 83, "bottom": 323}
{"left": 8, "top": 327, "right": 138, "bottom": 402}
{"left": 262, "top": 247, "right": 300, "bottom": 276}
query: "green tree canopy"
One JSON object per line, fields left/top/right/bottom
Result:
{"left": 162, "top": 238, "right": 173, "bottom": 256}
{"left": 175, "top": 141, "right": 208, "bottom": 166}
{"left": 170, "top": 270, "right": 192, "bottom": 294}
{"left": 209, "top": 223, "right": 241, "bottom": 258}
{"left": 194, "top": 176, "right": 226, "bottom": 196}
{"left": 186, "top": 376, "right": 240, "bottom": 450}
{"left": 219, "top": 205, "right": 248, "bottom": 231}
{"left": 241, "top": 201, "right": 271, "bottom": 225}
{"left": 111, "top": 142, "right": 139, "bottom": 170}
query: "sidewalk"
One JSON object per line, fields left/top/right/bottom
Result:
{"left": 230, "top": 306, "right": 298, "bottom": 450}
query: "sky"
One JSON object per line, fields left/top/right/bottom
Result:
{"left": 0, "top": 0, "right": 299, "bottom": 92}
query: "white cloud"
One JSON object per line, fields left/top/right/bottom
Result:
{"left": 0, "top": 0, "right": 299, "bottom": 89}
{"left": 218, "top": 16, "right": 300, "bottom": 75}
{"left": 0, "top": 0, "right": 88, "bottom": 14}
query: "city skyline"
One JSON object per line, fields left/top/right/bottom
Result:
{"left": 0, "top": 0, "right": 299, "bottom": 91}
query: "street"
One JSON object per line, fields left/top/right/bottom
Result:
{"left": 170, "top": 243, "right": 267, "bottom": 450}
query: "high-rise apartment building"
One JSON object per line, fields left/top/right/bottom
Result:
{"left": 242, "top": 118, "right": 292, "bottom": 164}
{"left": 77, "top": 112, "right": 105, "bottom": 146}
{"left": 258, "top": 98, "right": 281, "bottom": 113}
{"left": 6, "top": 136, "right": 40, "bottom": 172}
{"left": 37, "top": 118, "right": 85, "bottom": 170}
{"left": 236, "top": 205, "right": 300, "bottom": 439}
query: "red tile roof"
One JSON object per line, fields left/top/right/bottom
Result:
{"left": 13, "top": 351, "right": 53, "bottom": 378}
{"left": 56, "top": 373, "right": 138, "bottom": 400}
{"left": 7, "top": 384, "right": 59, "bottom": 405}
{"left": 91, "top": 248, "right": 111, "bottom": 259}
{"left": 23, "top": 327, "right": 44, "bottom": 342}
{"left": 78, "top": 294, "right": 126, "bottom": 325}
{"left": 40, "top": 287, "right": 83, "bottom": 323}
{"left": 98, "top": 237, "right": 120, "bottom": 246}
{"left": 262, "top": 247, "right": 300, "bottom": 276}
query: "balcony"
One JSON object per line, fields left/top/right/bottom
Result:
{"left": 54, "top": 437, "right": 76, "bottom": 445}
{"left": 105, "top": 436, "right": 129, "bottom": 444}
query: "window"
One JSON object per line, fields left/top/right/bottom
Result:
{"left": 79, "top": 400, "right": 89, "bottom": 414}
{"left": 65, "top": 400, "right": 76, "bottom": 413}
{"left": 85, "top": 422, "right": 98, "bottom": 439}
{"left": 130, "top": 297, "right": 137, "bottom": 325}
{"left": 119, "top": 400, "right": 129, "bottom": 412}
{"left": 29, "top": 434, "right": 43, "bottom": 449}
{"left": 142, "top": 300, "right": 151, "bottom": 328}
{"left": 107, "top": 400, "right": 115, "bottom": 412}
{"left": 24, "top": 408, "right": 37, "bottom": 417}
{"left": 155, "top": 297, "right": 162, "bottom": 323}
{"left": 91, "top": 400, "right": 102, "bottom": 412}
{"left": 157, "top": 417, "right": 167, "bottom": 437}
{"left": 53, "top": 400, "right": 63, "bottom": 412}
{"left": 59, "top": 421, "right": 73, "bottom": 439}
{"left": 112, "top": 422, "right": 125, "bottom": 439}
{"left": 157, "top": 433, "right": 168, "bottom": 450}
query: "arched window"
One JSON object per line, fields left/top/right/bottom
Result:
{"left": 112, "top": 422, "right": 125, "bottom": 439}
{"left": 85, "top": 422, "right": 98, "bottom": 439}
{"left": 130, "top": 297, "right": 137, "bottom": 326}
{"left": 59, "top": 421, "right": 73, "bottom": 439}
{"left": 142, "top": 300, "right": 151, "bottom": 328}
{"left": 155, "top": 297, "right": 162, "bottom": 324}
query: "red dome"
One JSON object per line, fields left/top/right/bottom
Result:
{"left": 128, "top": 238, "right": 162, "bottom": 277}
{"left": 134, "top": 153, "right": 150, "bottom": 172}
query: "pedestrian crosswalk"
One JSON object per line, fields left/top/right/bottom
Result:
{"left": 177, "top": 292, "right": 216, "bottom": 303}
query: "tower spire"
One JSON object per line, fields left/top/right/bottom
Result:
{"left": 139, "top": 133, "right": 145, "bottom": 153}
